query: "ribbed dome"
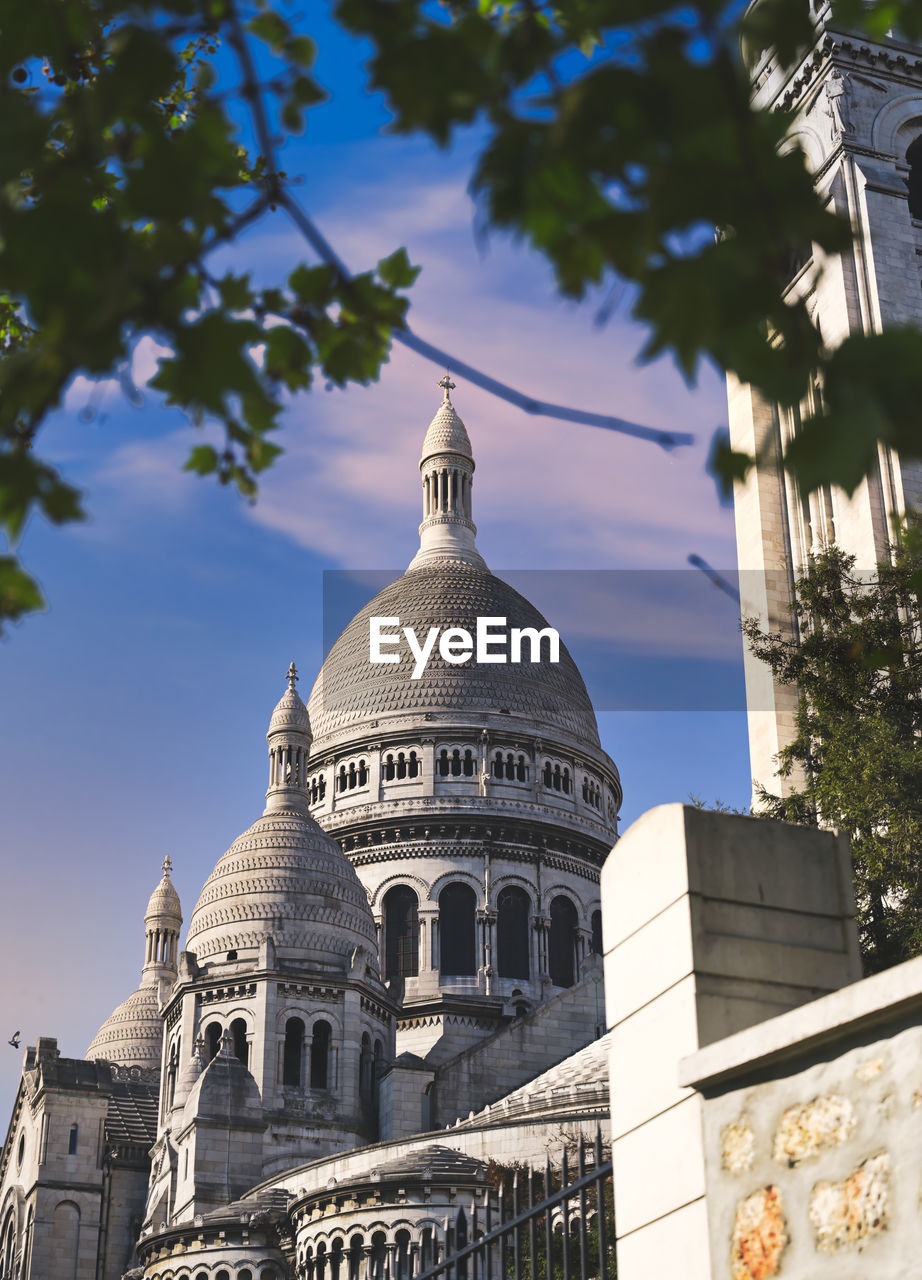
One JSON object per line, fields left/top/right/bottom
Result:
{"left": 268, "top": 685, "right": 312, "bottom": 737}
{"left": 421, "top": 397, "right": 472, "bottom": 462}
{"left": 86, "top": 983, "right": 164, "bottom": 1067}
{"left": 268, "top": 662, "right": 312, "bottom": 738}
{"left": 184, "top": 805, "right": 378, "bottom": 969}
{"left": 308, "top": 562, "right": 600, "bottom": 747}
{"left": 145, "top": 862, "right": 182, "bottom": 927}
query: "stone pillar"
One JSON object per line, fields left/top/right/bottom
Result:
{"left": 602, "top": 803, "right": 860, "bottom": 1280}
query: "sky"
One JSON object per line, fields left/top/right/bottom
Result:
{"left": 0, "top": 8, "right": 754, "bottom": 1111}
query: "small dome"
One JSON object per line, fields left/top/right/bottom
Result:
{"left": 85, "top": 984, "right": 164, "bottom": 1068}
{"left": 420, "top": 397, "right": 472, "bottom": 464}
{"left": 185, "top": 806, "right": 378, "bottom": 970}
{"left": 145, "top": 855, "right": 182, "bottom": 927}
{"left": 268, "top": 664, "right": 312, "bottom": 740}
{"left": 308, "top": 562, "right": 600, "bottom": 748}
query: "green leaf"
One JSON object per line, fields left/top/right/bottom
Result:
{"left": 0, "top": 556, "right": 44, "bottom": 629}
{"left": 184, "top": 444, "right": 220, "bottom": 475}
{"left": 377, "top": 247, "right": 421, "bottom": 289}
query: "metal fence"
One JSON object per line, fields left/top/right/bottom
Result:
{"left": 415, "top": 1128, "right": 614, "bottom": 1280}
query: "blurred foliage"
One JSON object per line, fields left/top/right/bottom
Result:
{"left": 1, "top": 0, "right": 922, "bottom": 628}
{"left": 745, "top": 526, "right": 922, "bottom": 973}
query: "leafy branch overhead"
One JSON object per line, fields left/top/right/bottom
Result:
{"left": 0, "top": 0, "right": 920, "bottom": 627}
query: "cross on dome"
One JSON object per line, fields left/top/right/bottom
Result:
{"left": 438, "top": 372, "right": 456, "bottom": 402}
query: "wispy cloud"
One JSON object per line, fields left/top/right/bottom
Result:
{"left": 84, "top": 157, "right": 734, "bottom": 572}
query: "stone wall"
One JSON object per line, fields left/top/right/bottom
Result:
{"left": 681, "top": 958, "right": 922, "bottom": 1279}
{"left": 431, "top": 956, "right": 604, "bottom": 1126}
{"left": 603, "top": 801, "right": 922, "bottom": 1279}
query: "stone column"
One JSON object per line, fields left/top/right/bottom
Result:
{"left": 602, "top": 803, "right": 860, "bottom": 1280}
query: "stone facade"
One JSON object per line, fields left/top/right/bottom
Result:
{"left": 0, "top": 386, "right": 618, "bottom": 1279}
{"left": 730, "top": 0, "right": 922, "bottom": 796}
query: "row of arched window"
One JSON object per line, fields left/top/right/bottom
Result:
{"left": 299, "top": 1227, "right": 434, "bottom": 1280}
{"left": 338, "top": 760, "right": 368, "bottom": 792}
{"left": 542, "top": 761, "right": 572, "bottom": 793}
{"left": 582, "top": 776, "right": 602, "bottom": 809}
{"left": 309, "top": 748, "right": 607, "bottom": 806}
{"left": 283, "top": 1018, "right": 331, "bottom": 1090}
{"left": 383, "top": 751, "right": 420, "bottom": 780}
{"left": 147, "top": 1269, "right": 277, "bottom": 1280}
{"left": 381, "top": 884, "right": 602, "bottom": 988}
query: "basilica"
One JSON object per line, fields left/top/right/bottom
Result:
{"left": 0, "top": 383, "right": 621, "bottom": 1279}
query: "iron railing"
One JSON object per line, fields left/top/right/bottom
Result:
{"left": 416, "top": 1128, "right": 614, "bottom": 1280}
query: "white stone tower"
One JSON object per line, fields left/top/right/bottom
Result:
{"left": 306, "top": 384, "right": 620, "bottom": 1086}
{"left": 730, "top": 0, "right": 922, "bottom": 796}
{"left": 144, "top": 668, "right": 397, "bottom": 1228}
{"left": 85, "top": 856, "right": 182, "bottom": 1069}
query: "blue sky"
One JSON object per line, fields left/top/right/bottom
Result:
{"left": 0, "top": 9, "right": 754, "bottom": 1108}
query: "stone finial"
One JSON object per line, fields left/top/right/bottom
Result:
{"left": 162, "top": 854, "right": 173, "bottom": 877}
{"left": 218, "top": 1028, "right": 235, "bottom": 1058}
{"left": 438, "top": 372, "right": 456, "bottom": 402}
{"left": 287, "top": 661, "right": 298, "bottom": 691}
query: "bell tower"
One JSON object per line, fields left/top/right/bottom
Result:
{"left": 730, "top": 0, "right": 922, "bottom": 796}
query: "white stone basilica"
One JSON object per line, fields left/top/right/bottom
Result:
{"left": 0, "top": 383, "right": 620, "bottom": 1280}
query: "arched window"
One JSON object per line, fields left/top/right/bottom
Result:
{"left": 516, "top": 754, "right": 528, "bottom": 781}
{"left": 338, "top": 765, "right": 347, "bottom": 792}
{"left": 358, "top": 759, "right": 367, "bottom": 786}
{"left": 348, "top": 762, "right": 357, "bottom": 789}
{"left": 330, "top": 1239, "right": 344, "bottom": 1280}
{"left": 563, "top": 767, "right": 571, "bottom": 794}
{"left": 451, "top": 748, "right": 462, "bottom": 776}
{"left": 359, "top": 1033, "right": 372, "bottom": 1105}
{"left": 383, "top": 885, "right": 419, "bottom": 979}
{"left": 543, "top": 761, "right": 552, "bottom": 787}
{"left": 310, "top": 1020, "right": 331, "bottom": 1089}
{"left": 908, "top": 136, "right": 922, "bottom": 219}
{"left": 438, "top": 749, "right": 450, "bottom": 777}
{"left": 463, "top": 748, "right": 476, "bottom": 776}
{"left": 349, "top": 1234, "right": 364, "bottom": 1280}
{"left": 548, "top": 895, "right": 578, "bottom": 988}
{"left": 1, "top": 1207, "right": 16, "bottom": 1280}
{"left": 283, "top": 1017, "right": 304, "bottom": 1087}
{"left": 370, "top": 1233, "right": 387, "bottom": 1278}
{"left": 316, "top": 1243, "right": 327, "bottom": 1280}
{"left": 167, "top": 1036, "right": 180, "bottom": 1107}
{"left": 421, "top": 1228, "right": 434, "bottom": 1270}
{"left": 230, "top": 1017, "right": 248, "bottom": 1067}
{"left": 50, "top": 1203, "right": 79, "bottom": 1276}
{"left": 439, "top": 882, "right": 477, "bottom": 976}
{"left": 68, "top": 1123, "right": 78, "bottom": 1154}
{"left": 497, "top": 887, "right": 531, "bottom": 979}
{"left": 492, "top": 751, "right": 503, "bottom": 778}
{"left": 590, "top": 909, "right": 603, "bottom": 956}
{"left": 205, "top": 1021, "right": 222, "bottom": 1060}
{"left": 408, "top": 750, "right": 420, "bottom": 778}
{"left": 395, "top": 1229, "right": 411, "bottom": 1280}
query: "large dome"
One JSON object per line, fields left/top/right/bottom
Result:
{"left": 185, "top": 804, "right": 378, "bottom": 970}
{"left": 86, "top": 983, "right": 163, "bottom": 1068}
{"left": 308, "top": 562, "right": 600, "bottom": 748}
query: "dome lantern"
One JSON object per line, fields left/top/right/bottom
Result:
{"left": 143, "top": 854, "right": 182, "bottom": 984}
{"left": 409, "top": 377, "right": 486, "bottom": 571}
{"left": 265, "top": 661, "right": 313, "bottom": 814}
